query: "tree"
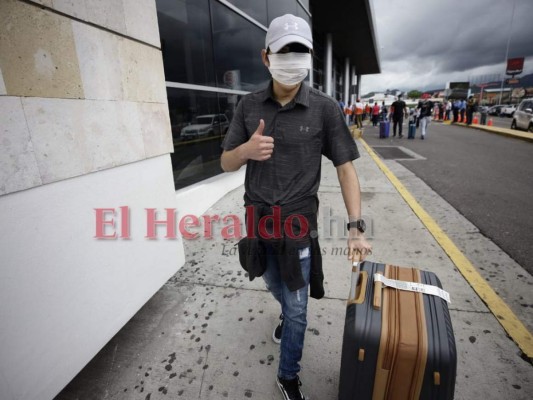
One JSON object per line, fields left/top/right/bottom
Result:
{"left": 407, "top": 90, "right": 422, "bottom": 99}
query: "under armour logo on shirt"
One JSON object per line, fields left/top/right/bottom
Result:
{"left": 284, "top": 22, "right": 299, "bottom": 31}
{"left": 300, "top": 126, "right": 309, "bottom": 132}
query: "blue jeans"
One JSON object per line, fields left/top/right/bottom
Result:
{"left": 263, "top": 245, "right": 311, "bottom": 380}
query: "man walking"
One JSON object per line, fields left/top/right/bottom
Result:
{"left": 221, "top": 14, "right": 371, "bottom": 400}
{"left": 390, "top": 94, "right": 407, "bottom": 138}
{"left": 466, "top": 95, "right": 476, "bottom": 125}
{"left": 418, "top": 98, "right": 434, "bottom": 139}
{"left": 459, "top": 98, "right": 466, "bottom": 122}
{"left": 355, "top": 98, "right": 364, "bottom": 128}
{"left": 452, "top": 99, "right": 460, "bottom": 123}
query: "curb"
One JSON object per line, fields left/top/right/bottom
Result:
{"left": 453, "top": 122, "right": 533, "bottom": 143}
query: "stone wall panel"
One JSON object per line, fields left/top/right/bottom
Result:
{"left": 0, "top": 0, "right": 84, "bottom": 99}
{"left": 23, "top": 98, "right": 146, "bottom": 184}
{"left": 0, "top": 97, "right": 43, "bottom": 195}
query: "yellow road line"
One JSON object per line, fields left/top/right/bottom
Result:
{"left": 359, "top": 137, "right": 533, "bottom": 359}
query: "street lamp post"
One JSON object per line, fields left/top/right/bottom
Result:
{"left": 498, "top": 0, "right": 517, "bottom": 105}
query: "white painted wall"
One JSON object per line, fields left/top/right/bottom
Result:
{"left": 175, "top": 168, "right": 245, "bottom": 218}
{"left": 0, "top": 155, "right": 183, "bottom": 400}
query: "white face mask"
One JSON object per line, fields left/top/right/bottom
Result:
{"left": 267, "top": 53, "right": 311, "bottom": 86}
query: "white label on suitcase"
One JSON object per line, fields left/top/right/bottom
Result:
{"left": 374, "top": 274, "right": 451, "bottom": 303}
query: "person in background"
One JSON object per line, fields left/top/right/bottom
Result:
{"left": 390, "top": 94, "right": 407, "bottom": 138}
{"left": 372, "top": 102, "right": 380, "bottom": 127}
{"left": 418, "top": 98, "right": 434, "bottom": 139}
{"left": 446, "top": 99, "right": 452, "bottom": 121}
{"left": 364, "top": 103, "right": 372, "bottom": 122}
{"left": 466, "top": 95, "right": 477, "bottom": 125}
{"left": 452, "top": 99, "right": 461, "bottom": 123}
{"left": 338, "top": 98, "right": 345, "bottom": 112}
{"left": 355, "top": 98, "right": 364, "bottom": 129}
{"left": 220, "top": 14, "right": 371, "bottom": 400}
{"left": 380, "top": 101, "right": 388, "bottom": 122}
{"left": 459, "top": 98, "right": 466, "bottom": 122}
{"left": 415, "top": 105, "right": 421, "bottom": 128}
{"left": 345, "top": 102, "right": 353, "bottom": 125}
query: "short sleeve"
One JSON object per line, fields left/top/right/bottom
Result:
{"left": 221, "top": 98, "right": 248, "bottom": 151}
{"left": 322, "top": 100, "right": 360, "bottom": 166}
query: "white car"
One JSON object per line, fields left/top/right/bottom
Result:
{"left": 180, "top": 114, "right": 229, "bottom": 139}
{"left": 511, "top": 98, "right": 533, "bottom": 132}
{"left": 500, "top": 104, "right": 516, "bottom": 117}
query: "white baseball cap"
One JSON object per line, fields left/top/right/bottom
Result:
{"left": 265, "top": 14, "right": 313, "bottom": 53}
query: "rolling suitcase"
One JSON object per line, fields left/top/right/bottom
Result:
{"left": 379, "top": 121, "right": 390, "bottom": 138}
{"left": 339, "top": 261, "right": 457, "bottom": 400}
{"left": 408, "top": 123, "right": 416, "bottom": 139}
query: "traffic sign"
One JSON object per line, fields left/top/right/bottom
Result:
{"left": 505, "top": 78, "right": 520, "bottom": 85}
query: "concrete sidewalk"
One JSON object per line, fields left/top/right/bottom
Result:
{"left": 56, "top": 139, "right": 532, "bottom": 400}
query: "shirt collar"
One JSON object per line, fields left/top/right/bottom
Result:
{"left": 260, "top": 80, "right": 310, "bottom": 108}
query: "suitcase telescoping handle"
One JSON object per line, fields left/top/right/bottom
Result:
{"left": 348, "top": 256, "right": 379, "bottom": 307}
{"left": 373, "top": 273, "right": 383, "bottom": 310}
{"left": 349, "top": 256, "right": 361, "bottom": 301}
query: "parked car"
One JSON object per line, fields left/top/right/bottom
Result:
{"left": 487, "top": 105, "right": 504, "bottom": 116}
{"left": 181, "top": 114, "right": 230, "bottom": 139}
{"left": 500, "top": 104, "right": 516, "bottom": 117}
{"left": 511, "top": 98, "right": 533, "bottom": 132}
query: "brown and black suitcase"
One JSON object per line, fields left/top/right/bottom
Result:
{"left": 338, "top": 261, "right": 457, "bottom": 400}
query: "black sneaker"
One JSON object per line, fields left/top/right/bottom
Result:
{"left": 273, "top": 314, "right": 283, "bottom": 344}
{"left": 276, "top": 375, "right": 306, "bottom": 400}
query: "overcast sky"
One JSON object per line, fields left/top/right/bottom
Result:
{"left": 361, "top": 0, "right": 533, "bottom": 94}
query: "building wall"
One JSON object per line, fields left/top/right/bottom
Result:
{"left": 0, "top": 1, "right": 182, "bottom": 399}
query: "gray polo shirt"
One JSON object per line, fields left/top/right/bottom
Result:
{"left": 222, "top": 82, "right": 359, "bottom": 206}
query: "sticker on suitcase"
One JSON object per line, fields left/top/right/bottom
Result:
{"left": 374, "top": 273, "right": 451, "bottom": 303}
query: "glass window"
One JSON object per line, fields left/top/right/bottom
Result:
{"left": 267, "top": 0, "right": 298, "bottom": 24}
{"left": 312, "top": 34, "right": 324, "bottom": 91}
{"left": 211, "top": 1, "right": 271, "bottom": 92}
{"left": 333, "top": 58, "right": 343, "bottom": 101}
{"left": 296, "top": 4, "right": 310, "bottom": 25}
{"left": 156, "top": 0, "right": 216, "bottom": 86}
{"left": 226, "top": 0, "right": 268, "bottom": 26}
{"left": 167, "top": 88, "right": 242, "bottom": 190}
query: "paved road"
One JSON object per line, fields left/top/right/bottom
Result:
{"left": 484, "top": 114, "right": 514, "bottom": 129}
{"left": 363, "top": 121, "right": 533, "bottom": 275}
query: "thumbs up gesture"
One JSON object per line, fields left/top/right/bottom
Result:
{"left": 244, "top": 119, "right": 274, "bottom": 161}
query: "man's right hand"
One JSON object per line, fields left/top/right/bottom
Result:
{"left": 243, "top": 119, "right": 274, "bottom": 161}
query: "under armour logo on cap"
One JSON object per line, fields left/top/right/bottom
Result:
{"left": 265, "top": 14, "right": 313, "bottom": 53}
{"left": 284, "top": 22, "right": 299, "bottom": 31}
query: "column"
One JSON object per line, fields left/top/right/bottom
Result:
{"left": 324, "top": 33, "right": 333, "bottom": 97}
{"left": 344, "top": 58, "right": 350, "bottom": 124}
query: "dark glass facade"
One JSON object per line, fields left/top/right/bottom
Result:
{"left": 157, "top": 0, "right": 216, "bottom": 87}
{"left": 156, "top": 0, "right": 312, "bottom": 190}
{"left": 210, "top": 1, "right": 271, "bottom": 91}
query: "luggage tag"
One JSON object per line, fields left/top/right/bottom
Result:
{"left": 373, "top": 273, "right": 451, "bottom": 303}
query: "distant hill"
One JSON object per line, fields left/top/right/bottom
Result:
{"left": 368, "top": 74, "right": 533, "bottom": 98}
{"left": 410, "top": 73, "right": 533, "bottom": 96}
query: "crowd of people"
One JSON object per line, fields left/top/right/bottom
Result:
{"left": 339, "top": 94, "right": 480, "bottom": 140}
